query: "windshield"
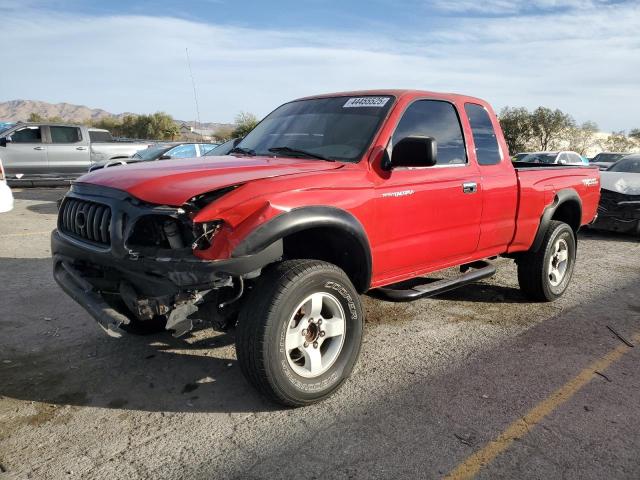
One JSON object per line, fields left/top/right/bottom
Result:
{"left": 132, "top": 145, "right": 170, "bottom": 160}
{"left": 592, "top": 153, "right": 626, "bottom": 163}
{"left": 607, "top": 156, "right": 640, "bottom": 173}
{"left": 0, "top": 122, "right": 15, "bottom": 135}
{"left": 236, "top": 95, "right": 394, "bottom": 162}
{"left": 514, "top": 153, "right": 558, "bottom": 164}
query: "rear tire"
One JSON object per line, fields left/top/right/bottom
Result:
{"left": 517, "top": 220, "right": 576, "bottom": 302}
{"left": 236, "top": 259, "right": 364, "bottom": 407}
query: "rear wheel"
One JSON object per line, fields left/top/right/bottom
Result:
{"left": 236, "top": 259, "right": 363, "bottom": 406}
{"left": 517, "top": 220, "right": 576, "bottom": 302}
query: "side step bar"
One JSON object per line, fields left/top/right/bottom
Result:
{"left": 371, "top": 260, "right": 496, "bottom": 302}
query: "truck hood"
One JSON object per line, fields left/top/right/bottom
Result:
{"left": 77, "top": 155, "right": 342, "bottom": 205}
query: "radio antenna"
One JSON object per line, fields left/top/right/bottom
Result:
{"left": 185, "top": 47, "right": 201, "bottom": 132}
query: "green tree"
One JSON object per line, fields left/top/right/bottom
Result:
{"left": 27, "top": 112, "right": 44, "bottom": 122}
{"left": 603, "top": 131, "right": 637, "bottom": 152}
{"left": 498, "top": 106, "right": 532, "bottom": 154}
{"left": 567, "top": 121, "right": 599, "bottom": 155}
{"left": 629, "top": 128, "right": 640, "bottom": 141}
{"left": 213, "top": 125, "right": 235, "bottom": 142}
{"left": 232, "top": 112, "right": 259, "bottom": 138}
{"left": 529, "top": 107, "right": 575, "bottom": 151}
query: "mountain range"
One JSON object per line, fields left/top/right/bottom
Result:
{"left": 0, "top": 99, "right": 230, "bottom": 130}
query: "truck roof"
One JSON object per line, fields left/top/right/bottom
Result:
{"left": 13, "top": 121, "right": 86, "bottom": 128}
{"left": 296, "top": 89, "right": 488, "bottom": 105}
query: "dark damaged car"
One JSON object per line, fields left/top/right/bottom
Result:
{"left": 592, "top": 154, "right": 640, "bottom": 236}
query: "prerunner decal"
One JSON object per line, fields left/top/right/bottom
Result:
{"left": 343, "top": 97, "right": 390, "bottom": 108}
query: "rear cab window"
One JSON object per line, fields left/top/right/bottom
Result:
{"left": 89, "top": 130, "right": 114, "bottom": 142}
{"left": 392, "top": 100, "right": 467, "bottom": 166}
{"left": 464, "top": 103, "right": 501, "bottom": 166}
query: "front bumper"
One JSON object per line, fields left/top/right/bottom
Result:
{"left": 591, "top": 190, "right": 640, "bottom": 234}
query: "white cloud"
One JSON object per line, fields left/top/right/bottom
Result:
{"left": 431, "top": 0, "right": 607, "bottom": 14}
{"left": 1, "top": 3, "right": 639, "bottom": 131}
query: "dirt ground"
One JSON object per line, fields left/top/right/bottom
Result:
{"left": 1, "top": 188, "right": 639, "bottom": 479}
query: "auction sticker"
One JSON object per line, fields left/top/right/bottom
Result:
{"left": 343, "top": 97, "right": 390, "bottom": 108}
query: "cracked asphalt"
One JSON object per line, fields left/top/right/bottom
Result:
{"left": 1, "top": 188, "right": 639, "bottom": 479}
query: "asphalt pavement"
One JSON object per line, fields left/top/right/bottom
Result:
{"left": 1, "top": 188, "right": 638, "bottom": 479}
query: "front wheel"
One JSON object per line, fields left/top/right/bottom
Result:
{"left": 236, "top": 260, "right": 364, "bottom": 407}
{"left": 517, "top": 220, "right": 577, "bottom": 302}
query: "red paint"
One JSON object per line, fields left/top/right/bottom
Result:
{"left": 76, "top": 90, "right": 600, "bottom": 289}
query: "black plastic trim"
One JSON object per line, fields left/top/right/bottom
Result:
{"left": 532, "top": 188, "right": 582, "bottom": 252}
{"left": 232, "top": 206, "right": 372, "bottom": 289}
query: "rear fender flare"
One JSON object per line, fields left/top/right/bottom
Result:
{"left": 531, "top": 188, "right": 582, "bottom": 252}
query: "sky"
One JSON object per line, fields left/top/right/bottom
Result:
{"left": 1, "top": 0, "right": 639, "bottom": 131}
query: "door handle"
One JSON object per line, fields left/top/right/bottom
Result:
{"left": 33, "top": 146, "right": 45, "bottom": 151}
{"left": 76, "top": 146, "right": 88, "bottom": 150}
{"left": 462, "top": 182, "right": 478, "bottom": 194}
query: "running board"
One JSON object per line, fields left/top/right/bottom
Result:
{"left": 371, "top": 260, "right": 496, "bottom": 302}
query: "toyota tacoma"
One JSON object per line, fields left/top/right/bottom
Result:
{"left": 52, "top": 90, "right": 600, "bottom": 406}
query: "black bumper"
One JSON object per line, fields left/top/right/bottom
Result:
{"left": 52, "top": 229, "right": 283, "bottom": 289}
{"left": 52, "top": 229, "right": 283, "bottom": 335}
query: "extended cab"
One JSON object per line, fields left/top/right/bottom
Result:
{"left": 51, "top": 90, "right": 600, "bottom": 406}
{"left": 0, "top": 123, "right": 152, "bottom": 184}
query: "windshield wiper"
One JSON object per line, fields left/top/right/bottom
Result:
{"left": 268, "top": 146, "right": 335, "bottom": 162}
{"left": 229, "top": 146, "right": 256, "bottom": 156}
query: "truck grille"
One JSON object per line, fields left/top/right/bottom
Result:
{"left": 60, "top": 198, "right": 112, "bottom": 246}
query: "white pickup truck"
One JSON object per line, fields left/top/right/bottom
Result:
{"left": 0, "top": 123, "right": 154, "bottom": 185}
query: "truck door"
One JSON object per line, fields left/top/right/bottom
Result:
{"left": 464, "top": 103, "right": 518, "bottom": 255}
{"left": 45, "top": 125, "right": 90, "bottom": 175}
{"left": 375, "top": 100, "right": 482, "bottom": 276}
{"left": 0, "top": 125, "right": 47, "bottom": 178}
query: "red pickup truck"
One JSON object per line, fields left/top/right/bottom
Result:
{"left": 52, "top": 90, "right": 600, "bottom": 406}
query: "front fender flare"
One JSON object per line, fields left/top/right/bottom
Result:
{"left": 232, "top": 206, "right": 372, "bottom": 289}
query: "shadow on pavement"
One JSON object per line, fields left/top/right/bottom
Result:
{"left": 0, "top": 257, "right": 275, "bottom": 414}
{"left": 579, "top": 228, "right": 639, "bottom": 243}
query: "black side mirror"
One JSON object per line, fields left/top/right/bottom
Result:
{"left": 390, "top": 136, "right": 437, "bottom": 168}
{"left": 232, "top": 137, "right": 242, "bottom": 147}
{"left": 159, "top": 154, "right": 172, "bottom": 160}
{"left": 0, "top": 136, "right": 11, "bottom": 147}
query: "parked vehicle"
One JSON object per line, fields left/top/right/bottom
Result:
{"left": 0, "top": 123, "right": 153, "bottom": 184}
{"left": 514, "top": 151, "right": 585, "bottom": 165}
{"left": 590, "top": 152, "right": 628, "bottom": 170}
{"left": 0, "top": 155, "right": 14, "bottom": 213}
{"left": 591, "top": 154, "right": 640, "bottom": 235}
{"left": 52, "top": 90, "right": 600, "bottom": 406}
{"left": 89, "top": 143, "right": 219, "bottom": 172}
{"left": 204, "top": 138, "right": 241, "bottom": 157}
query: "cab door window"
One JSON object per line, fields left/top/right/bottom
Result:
{"left": 392, "top": 100, "right": 467, "bottom": 165}
{"left": 11, "top": 126, "right": 42, "bottom": 143}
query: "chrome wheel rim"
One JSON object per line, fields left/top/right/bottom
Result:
{"left": 548, "top": 238, "right": 569, "bottom": 287}
{"left": 285, "top": 292, "right": 346, "bottom": 378}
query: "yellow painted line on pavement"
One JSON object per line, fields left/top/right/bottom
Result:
{"left": 444, "top": 331, "right": 640, "bottom": 480}
{"left": 0, "top": 230, "right": 51, "bottom": 238}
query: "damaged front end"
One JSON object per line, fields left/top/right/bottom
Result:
{"left": 592, "top": 188, "right": 640, "bottom": 235}
{"left": 52, "top": 184, "right": 282, "bottom": 337}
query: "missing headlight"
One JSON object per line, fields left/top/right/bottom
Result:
{"left": 192, "top": 221, "right": 223, "bottom": 250}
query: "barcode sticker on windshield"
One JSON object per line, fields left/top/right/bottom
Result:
{"left": 343, "top": 97, "right": 390, "bottom": 108}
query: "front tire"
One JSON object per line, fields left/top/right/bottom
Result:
{"left": 236, "top": 260, "right": 364, "bottom": 407}
{"left": 517, "top": 220, "right": 576, "bottom": 302}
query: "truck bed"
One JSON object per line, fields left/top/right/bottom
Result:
{"left": 508, "top": 164, "right": 600, "bottom": 253}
